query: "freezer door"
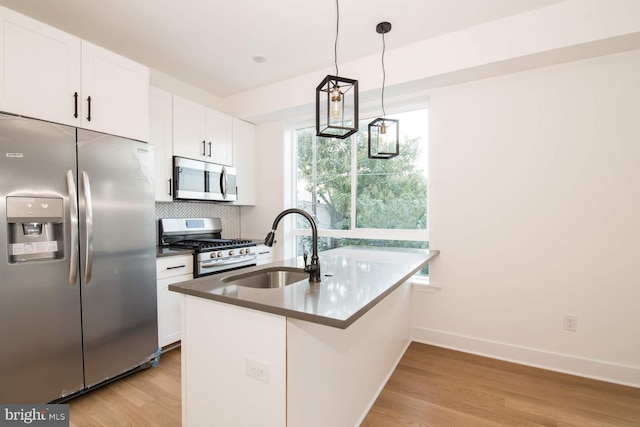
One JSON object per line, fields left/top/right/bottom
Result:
{"left": 0, "top": 113, "right": 84, "bottom": 403}
{"left": 76, "top": 129, "right": 158, "bottom": 387}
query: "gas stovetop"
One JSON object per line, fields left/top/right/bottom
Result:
{"left": 169, "top": 238, "right": 255, "bottom": 252}
{"left": 159, "top": 218, "right": 256, "bottom": 253}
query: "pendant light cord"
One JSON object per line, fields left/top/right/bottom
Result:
{"left": 381, "top": 30, "right": 387, "bottom": 117}
{"left": 334, "top": 0, "right": 340, "bottom": 76}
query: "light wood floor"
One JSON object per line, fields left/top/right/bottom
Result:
{"left": 67, "top": 343, "right": 640, "bottom": 426}
{"left": 68, "top": 348, "right": 181, "bottom": 427}
{"left": 361, "top": 342, "right": 640, "bottom": 426}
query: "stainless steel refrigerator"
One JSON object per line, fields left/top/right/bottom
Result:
{"left": 0, "top": 112, "right": 158, "bottom": 403}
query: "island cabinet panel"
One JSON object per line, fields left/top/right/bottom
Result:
{"left": 286, "top": 281, "right": 412, "bottom": 427}
{"left": 181, "top": 295, "right": 287, "bottom": 427}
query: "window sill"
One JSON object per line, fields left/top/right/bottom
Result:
{"left": 411, "top": 276, "right": 441, "bottom": 292}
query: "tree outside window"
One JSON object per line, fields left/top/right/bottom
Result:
{"left": 294, "top": 109, "right": 429, "bottom": 263}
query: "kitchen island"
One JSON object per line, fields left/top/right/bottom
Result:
{"left": 170, "top": 246, "right": 439, "bottom": 427}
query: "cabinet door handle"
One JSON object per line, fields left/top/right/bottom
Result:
{"left": 73, "top": 92, "right": 78, "bottom": 118}
{"left": 208, "top": 141, "right": 212, "bottom": 157}
{"left": 166, "top": 265, "right": 186, "bottom": 270}
{"left": 86, "top": 96, "right": 92, "bottom": 121}
{"left": 201, "top": 140, "right": 206, "bottom": 156}
{"left": 168, "top": 178, "right": 172, "bottom": 196}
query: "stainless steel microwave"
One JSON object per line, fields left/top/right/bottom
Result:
{"left": 173, "top": 156, "right": 237, "bottom": 202}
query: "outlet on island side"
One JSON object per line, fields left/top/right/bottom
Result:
{"left": 245, "top": 358, "right": 270, "bottom": 383}
{"left": 563, "top": 314, "right": 578, "bottom": 332}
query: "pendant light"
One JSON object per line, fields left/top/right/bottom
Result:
{"left": 316, "top": 0, "right": 358, "bottom": 139}
{"left": 368, "top": 22, "right": 399, "bottom": 159}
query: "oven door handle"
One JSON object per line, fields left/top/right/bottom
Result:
{"left": 201, "top": 257, "right": 256, "bottom": 268}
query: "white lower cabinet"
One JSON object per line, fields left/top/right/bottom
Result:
{"left": 255, "top": 244, "right": 273, "bottom": 265}
{"left": 156, "top": 255, "right": 193, "bottom": 349}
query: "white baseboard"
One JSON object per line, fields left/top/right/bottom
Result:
{"left": 413, "top": 327, "right": 640, "bottom": 388}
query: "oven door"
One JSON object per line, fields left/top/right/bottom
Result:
{"left": 173, "top": 156, "right": 206, "bottom": 201}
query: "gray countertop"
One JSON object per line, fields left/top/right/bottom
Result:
{"left": 169, "top": 246, "right": 439, "bottom": 329}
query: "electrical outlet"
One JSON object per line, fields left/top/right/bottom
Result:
{"left": 563, "top": 314, "right": 578, "bottom": 332}
{"left": 245, "top": 358, "right": 270, "bottom": 383}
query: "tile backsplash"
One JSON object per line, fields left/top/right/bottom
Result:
{"left": 155, "top": 201, "right": 241, "bottom": 244}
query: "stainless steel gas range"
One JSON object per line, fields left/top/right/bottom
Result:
{"left": 159, "top": 218, "right": 256, "bottom": 278}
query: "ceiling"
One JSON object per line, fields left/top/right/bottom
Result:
{"left": 0, "top": 0, "right": 565, "bottom": 97}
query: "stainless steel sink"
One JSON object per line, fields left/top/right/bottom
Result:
{"left": 221, "top": 267, "right": 308, "bottom": 289}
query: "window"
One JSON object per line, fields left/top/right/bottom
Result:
{"left": 293, "top": 108, "right": 429, "bottom": 271}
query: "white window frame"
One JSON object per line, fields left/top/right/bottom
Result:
{"left": 288, "top": 104, "right": 430, "bottom": 251}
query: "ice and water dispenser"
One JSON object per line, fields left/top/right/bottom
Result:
{"left": 6, "top": 196, "right": 64, "bottom": 263}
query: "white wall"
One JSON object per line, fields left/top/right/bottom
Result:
{"left": 240, "top": 121, "right": 291, "bottom": 260}
{"left": 415, "top": 49, "right": 640, "bottom": 387}
{"left": 151, "top": 69, "right": 222, "bottom": 111}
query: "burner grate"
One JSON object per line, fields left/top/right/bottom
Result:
{"left": 170, "top": 238, "right": 255, "bottom": 251}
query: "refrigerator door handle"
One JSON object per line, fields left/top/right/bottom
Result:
{"left": 82, "top": 171, "right": 94, "bottom": 284}
{"left": 67, "top": 170, "right": 79, "bottom": 285}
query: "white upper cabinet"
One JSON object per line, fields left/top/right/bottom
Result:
{"left": 150, "top": 87, "right": 173, "bottom": 202}
{"left": 173, "top": 95, "right": 207, "bottom": 161}
{"left": 173, "top": 95, "right": 233, "bottom": 166}
{"left": 206, "top": 108, "right": 233, "bottom": 166}
{"left": 232, "top": 118, "right": 256, "bottom": 205}
{"left": 81, "top": 41, "right": 150, "bottom": 141}
{"left": 0, "top": 7, "right": 81, "bottom": 126}
{"left": 0, "top": 5, "right": 150, "bottom": 141}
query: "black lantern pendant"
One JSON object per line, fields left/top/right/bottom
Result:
{"left": 368, "top": 117, "right": 399, "bottom": 159}
{"left": 368, "top": 22, "right": 399, "bottom": 159}
{"left": 316, "top": 75, "right": 358, "bottom": 139}
{"left": 315, "top": 0, "right": 358, "bottom": 139}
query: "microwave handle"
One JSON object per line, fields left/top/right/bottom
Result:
{"left": 221, "top": 167, "right": 228, "bottom": 199}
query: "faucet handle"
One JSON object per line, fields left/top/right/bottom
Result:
{"left": 303, "top": 253, "right": 308, "bottom": 268}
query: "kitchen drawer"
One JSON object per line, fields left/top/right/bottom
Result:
{"left": 157, "top": 255, "right": 193, "bottom": 280}
{"left": 255, "top": 244, "right": 274, "bottom": 266}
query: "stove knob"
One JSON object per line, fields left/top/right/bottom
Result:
{"left": 229, "top": 250, "right": 234, "bottom": 256}
{"left": 244, "top": 247, "right": 251, "bottom": 254}
{"left": 239, "top": 249, "right": 245, "bottom": 255}
{"left": 217, "top": 251, "right": 223, "bottom": 258}
{"left": 210, "top": 253, "right": 215, "bottom": 259}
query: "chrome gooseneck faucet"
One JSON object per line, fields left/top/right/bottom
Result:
{"left": 264, "top": 208, "right": 321, "bottom": 283}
